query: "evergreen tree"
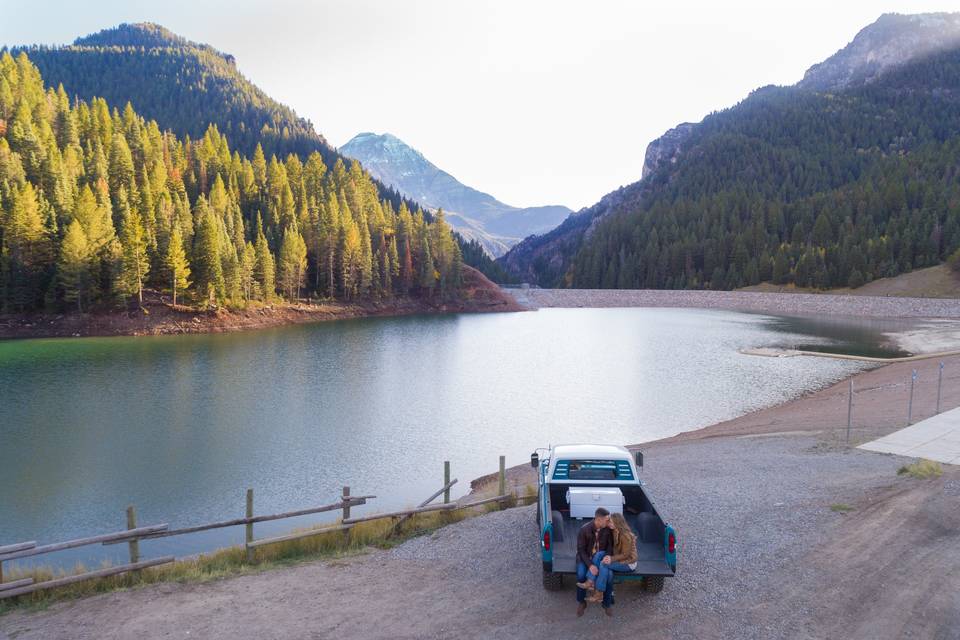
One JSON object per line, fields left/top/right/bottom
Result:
{"left": 278, "top": 225, "right": 307, "bottom": 300}
{"left": 253, "top": 218, "right": 276, "bottom": 301}
{"left": 58, "top": 220, "right": 91, "bottom": 312}
{"left": 117, "top": 190, "right": 150, "bottom": 305}
{"left": 191, "top": 199, "right": 224, "bottom": 307}
{"left": 165, "top": 225, "right": 191, "bottom": 306}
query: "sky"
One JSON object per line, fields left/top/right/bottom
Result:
{"left": 2, "top": 1, "right": 958, "bottom": 210}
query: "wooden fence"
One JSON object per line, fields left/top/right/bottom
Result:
{"left": 0, "top": 456, "right": 519, "bottom": 600}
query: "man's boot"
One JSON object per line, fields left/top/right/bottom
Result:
{"left": 577, "top": 601, "right": 587, "bottom": 617}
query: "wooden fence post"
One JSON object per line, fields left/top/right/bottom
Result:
{"left": 444, "top": 461, "right": 451, "bottom": 504}
{"left": 245, "top": 489, "right": 254, "bottom": 563}
{"left": 126, "top": 506, "right": 140, "bottom": 567}
{"left": 498, "top": 456, "right": 506, "bottom": 501}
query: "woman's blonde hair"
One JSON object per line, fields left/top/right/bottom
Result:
{"left": 610, "top": 512, "right": 635, "bottom": 543}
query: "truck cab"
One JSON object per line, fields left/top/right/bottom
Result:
{"left": 533, "top": 444, "right": 677, "bottom": 593}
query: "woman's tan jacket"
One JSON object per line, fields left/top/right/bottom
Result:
{"left": 610, "top": 528, "right": 638, "bottom": 565}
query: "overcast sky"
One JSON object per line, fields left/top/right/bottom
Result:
{"left": 3, "top": 1, "right": 958, "bottom": 209}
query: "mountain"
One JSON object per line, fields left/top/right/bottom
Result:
{"left": 15, "top": 23, "right": 336, "bottom": 164}
{"left": 340, "top": 132, "right": 571, "bottom": 257}
{"left": 9, "top": 23, "right": 506, "bottom": 278}
{"left": 799, "top": 12, "right": 960, "bottom": 91}
{"left": 499, "top": 12, "right": 960, "bottom": 289}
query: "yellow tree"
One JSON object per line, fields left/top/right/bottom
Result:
{"left": 165, "top": 226, "right": 191, "bottom": 306}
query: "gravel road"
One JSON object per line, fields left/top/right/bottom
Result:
{"left": 510, "top": 287, "right": 960, "bottom": 319}
{"left": 3, "top": 433, "right": 956, "bottom": 640}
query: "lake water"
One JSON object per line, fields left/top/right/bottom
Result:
{"left": 0, "top": 308, "right": 908, "bottom": 569}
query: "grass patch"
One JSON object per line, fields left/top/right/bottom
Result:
{"left": 0, "top": 502, "right": 498, "bottom": 615}
{"left": 897, "top": 459, "right": 943, "bottom": 480}
{"left": 829, "top": 503, "right": 855, "bottom": 513}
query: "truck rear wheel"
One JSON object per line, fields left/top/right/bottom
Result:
{"left": 542, "top": 570, "right": 563, "bottom": 591}
{"left": 644, "top": 576, "right": 664, "bottom": 594}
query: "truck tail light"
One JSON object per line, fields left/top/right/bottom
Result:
{"left": 668, "top": 532, "right": 676, "bottom": 554}
{"left": 543, "top": 530, "right": 551, "bottom": 551}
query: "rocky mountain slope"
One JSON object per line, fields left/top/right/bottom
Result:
{"left": 800, "top": 12, "right": 960, "bottom": 91}
{"left": 341, "top": 132, "right": 570, "bottom": 257}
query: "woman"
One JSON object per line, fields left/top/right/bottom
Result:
{"left": 587, "top": 512, "right": 638, "bottom": 602}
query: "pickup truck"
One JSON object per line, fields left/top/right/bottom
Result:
{"left": 532, "top": 444, "right": 677, "bottom": 593}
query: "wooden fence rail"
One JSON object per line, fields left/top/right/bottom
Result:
{"left": 103, "top": 495, "right": 374, "bottom": 544}
{"left": 0, "top": 542, "right": 36, "bottom": 555}
{"left": 0, "top": 557, "right": 174, "bottom": 599}
{"left": 0, "top": 525, "right": 169, "bottom": 563}
{"left": 0, "top": 456, "right": 512, "bottom": 600}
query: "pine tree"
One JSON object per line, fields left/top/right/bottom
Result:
{"left": 3, "top": 182, "right": 48, "bottom": 310}
{"left": 278, "top": 225, "right": 307, "bottom": 300}
{"left": 191, "top": 199, "right": 224, "bottom": 307}
{"left": 165, "top": 226, "right": 191, "bottom": 306}
{"left": 58, "top": 219, "right": 91, "bottom": 312}
{"left": 240, "top": 241, "right": 256, "bottom": 301}
{"left": 117, "top": 189, "right": 150, "bottom": 305}
{"left": 253, "top": 218, "right": 276, "bottom": 301}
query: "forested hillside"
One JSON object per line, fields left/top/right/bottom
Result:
{"left": 15, "top": 23, "right": 333, "bottom": 164}
{"left": 11, "top": 23, "right": 502, "bottom": 280}
{"left": 0, "top": 52, "right": 463, "bottom": 313}
{"left": 569, "top": 48, "right": 960, "bottom": 290}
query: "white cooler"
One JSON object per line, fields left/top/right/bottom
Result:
{"left": 566, "top": 487, "right": 624, "bottom": 519}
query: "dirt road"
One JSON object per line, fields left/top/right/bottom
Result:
{"left": 3, "top": 433, "right": 956, "bottom": 640}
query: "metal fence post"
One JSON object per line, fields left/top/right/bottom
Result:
{"left": 846, "top": 379, "right": 853, "bottom": 443}
{"left": 908, "top": 369, "right": 917, "bottom": 426}
{"left": 937, "top": 361, "right": 944, "bottom": 414}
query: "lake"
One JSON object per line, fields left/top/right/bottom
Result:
{"left": 0, "top": 307, "right": 910, "bottom": 568}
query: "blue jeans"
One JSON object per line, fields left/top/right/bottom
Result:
{"left": 575, "top": 552, "right": 614, "bottom": 607}
{"left": 594, "top": 553, "right": 634, "bottom": 592}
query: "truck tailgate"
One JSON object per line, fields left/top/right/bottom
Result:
{"left": 551, "top": 520, "right": 674, "bottom": 576}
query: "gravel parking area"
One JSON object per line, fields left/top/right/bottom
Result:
{"left": 4, "top": 432, "right": 956, "bottom": 640}
{"left": 510, "top": 287, "right": 960, "bottom": 319}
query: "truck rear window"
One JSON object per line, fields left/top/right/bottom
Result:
{"left": 553, "top": 460, "right": 634, "bottom": 481}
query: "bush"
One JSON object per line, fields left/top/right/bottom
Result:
{"left": 897, "top": 459, "right": 943, "bottom": 479}
{"left": 947, "top": 248, "right": 960, "bottom": 273}
{"left": 847, "top": 269, "right": 865, "bottom": 289}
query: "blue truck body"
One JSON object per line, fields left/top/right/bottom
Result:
{"left": 533, "top": 444, "right": 677, "bottom": 592}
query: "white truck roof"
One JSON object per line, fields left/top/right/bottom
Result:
{"left": 546, "top": 444, "right": 639, "bottom": 484}
{"left": 550, "top": 443, "right": 633, "bottom": 460}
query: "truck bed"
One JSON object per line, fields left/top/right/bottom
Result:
{"left": 550, "top": 514, "right": 674, "bottom": 577}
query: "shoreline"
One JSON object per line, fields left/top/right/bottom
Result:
{"left": 509, "top": 287, "right": 960, "bottom": 319}
{"left": 0, "top": 266, "right": 525, "bottom": 340}
{"left": 471, "top": 352, "right": 960, "bottom": 494}
{"left": 649, "top": 351, "right": 960, "bottom": 446}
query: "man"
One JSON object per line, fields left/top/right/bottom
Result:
{"left": 575, "top": 507, "right": 614, "bottom": 617}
